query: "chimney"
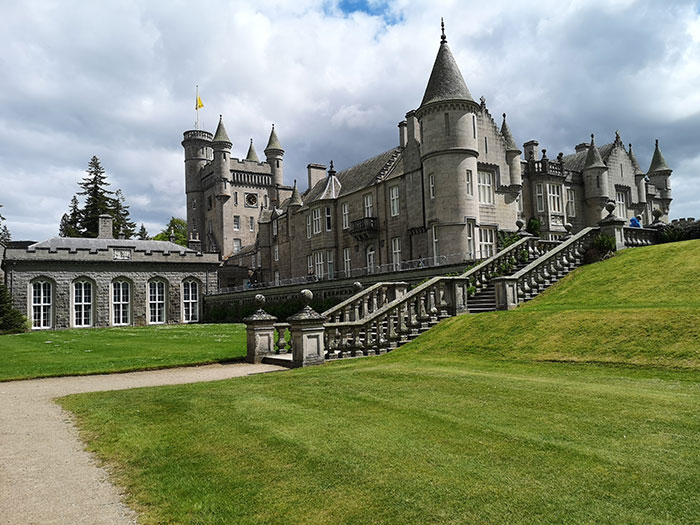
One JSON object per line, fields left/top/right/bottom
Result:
{"left": 98, "top": 214, "right": 114, "bottom": 239}
{"left": 523, "top": 140, "right": 539, "bottom": 161}
{"left": 188, "top": 232, "right": 202, "bottom": 252}
{"left": 405, "top": 110, "right": 419, "bottom": 144}
{"left": 307, "top": 163, "right": 326, "bottom": 191}
{"left": 575, "top": 142, "right": 590, "bottom": 153}
{"left": 398, "top": 120, "right": 408, "bottom": 148}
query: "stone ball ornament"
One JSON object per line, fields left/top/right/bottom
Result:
{"left": 605, "top": 200, "right": 616, "bottom": 217}
{"left": 300, "top": 289, "right": 313, "bottom": 305}
{"left": 652, "top": 208, "right": 663, "bottom": 221}
{"left": 352, "top": 281, "right": 363, "bottom": 292}
{"left": 254, "top": 294, "right": 266, "bottom": 307}
{"left": 516, "top": 219, "right": 524, "bottom": 231}
{"left": 564, "top": 222, "right": 573, "bottom": 234}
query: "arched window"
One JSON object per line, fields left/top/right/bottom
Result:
{"left": 148, "top": 280, "right": 166, "bottom": 324}
{"left": 73, "top": 280, "right": 93, "bottom": 328}
{"left": 112, "top": 280, "right": 130, "bottom": 326}
{"left": 183, "top": 279, "right": 199, "bottom": 323}
{"left": 31, "top": 281, "right": 52, "bottom": 329}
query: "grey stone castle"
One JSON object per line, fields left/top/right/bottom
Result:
{"left": 186, "top": 26, "right": 672, "bottom": 289}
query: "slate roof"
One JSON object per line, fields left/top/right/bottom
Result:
{"left": 648, "top": 140, "right": 671, "bottom": 173}
{"left": 27, "top": 237, "right": 192, "bottom": 253}
{"left": 562, "top": 142, "right": 615, "bottom": 172}
{"left": 265, "top": 125, "right": 283, "bottom": 151}
{"left": 420, "top": 41, "right": 473, "bottom": 107}
{"left": 246, "top": 139, "right": 259, "bottom": 162}
{"left": 213, "top": 116, "right": 231, "bottom": 144}
{"left": 628, "top": 144, "right": 645, "bottom": 175}
{"left": 500, "top": 114, "right": 519, "bottom": 152}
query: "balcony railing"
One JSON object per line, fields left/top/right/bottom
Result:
{"left": 349, "top": 217, "right": 379, "bottom": 240}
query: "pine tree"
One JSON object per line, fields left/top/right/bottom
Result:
{"left": 0, "top": 204, "right": 10, "bottom": 247}
{"left": 59, "top": 195, "right": 81, "bottom": 237}
{"left": 137, "top": 223, "right": 149, "bottom": 240}
{"left": 0, "top": 283, "right": 26, "bottom": 334}
{"left": 78, "top": 156, "right": 115, "bottom": 238}
{"left": 153, "top": 217, "right": 188, "bottom": 247}
{"left": 112, "top": 189, "right": 136, "bottom": 239}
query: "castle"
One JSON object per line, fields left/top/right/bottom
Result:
{"left": 184, "top": 25, "right": 672, "bottom": 289}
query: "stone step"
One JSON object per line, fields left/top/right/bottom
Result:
{"left": 261, "top": 354, "right": 295, "bottom": 368}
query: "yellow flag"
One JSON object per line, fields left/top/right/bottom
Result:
{"left": 196, "top": 95, "right": 204, "bottom": 110}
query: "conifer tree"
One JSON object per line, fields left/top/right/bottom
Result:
{"left": 112, "top": 189, "right": 136, "bottom": 238}
{"left": 0, "top": 283, "right": 26, "bottom": 334}
{"left": 58, "top": 195, "right": 81, "bottom": 237}
{"left": 78, "top": 156, "right": 115, "bottom": 238}
{"left": 137, "top": 223, "right": 149, "bottom": 240}
{"left": 0, "top": 204, "right": 10, "bottom": 247}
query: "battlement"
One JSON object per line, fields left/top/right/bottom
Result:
{"left": 183, "top": 129, "right": 213, "bottom": 142}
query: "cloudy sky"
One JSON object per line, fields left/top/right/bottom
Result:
{"left": 1, "top": 0, "right": 699, "bottom": 240}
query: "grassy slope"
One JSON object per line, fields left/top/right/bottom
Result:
{"left": 0, "top": 324, "right": 246, "bottom": 381}
{"left": 59, "top": 241, "right": 700, "bottom": 524}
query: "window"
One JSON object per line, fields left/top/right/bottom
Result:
{"left": 314, "top": 251, "right": 324, "bottom": 278}
{"left": 391, "top": 237, "right": 401, "bottom": 271}
{"left": 307, "top": 255, "right": 313, "bottom": 276}
{"left": 616, "top": 190, "right": 628, "bottom": 219}
{"left": 343, "top": 247, "right": 351, "bottom": 277}
{"left": 73, "top": 280, "right": 92, "bottom": 327}
{"left": 234, "top": 192, "right": 238, "bottom": 206}
{"left": 478, "top": 171, "right": 494, "bottom": 204}
{"left": 306, "top": 214, "right": 312, "bottom": 238}
{"left": 516, "top": 193, "right": 523, "bottom": 214}
{"left": 342, "top": 203, "right": 349, "bottom": 229}
{"left": 432, "top": 225, "right": 439, "bottom": 263}
{"left": 472, "top": 115, "right": 476, "bottom": 138}
{"left": 479, "top": 227, "right": 496, "bottom": 258}
{"left": 467, "top": 221, "right": 475, "bottom": 258}
{"left": 207, "top": 196, "right": 213, "bottom": 210}
{"left": 233, "top": 215, "right": 240, "bottom": 231}
{"left": 325, "top": 206, "right": 332, "bottom": 231}
{"left": 272, "top": 219, "right": 278, "bottom": 236}
{"left": 444, "top": 113, "right": 450, "bottom": 136}
{"left": 148, "top": 280, "right": 166, "bottom": 324}
{"left": 274, "top": 271, "right": 280, "bottom": 285}
{"left": 249, "top": 217, "right": 255, "bottom": 232}
{"left": 366, "top": 246, "right": 376, "bottom": 272}
{"left": 548, "top": 184, "right": 562, "bottom": 213}
{"left": 536, "top": 183, "right": 545, "bottom": 212}
{"left": 327, "top": 250, "right": 335, "bottom": 279}
{"left": 273, "top": 243, "right": 279, "bottom": 261}
{"left": 191, "top": 199, "right": 197, "bottom": 209}
{"left": 364, "top": 194, "right": 374, "bottom": 217}
{"left": 113, "top": 280, "right": 130, "bottom": 326}
{"left": 183, "top": 279, "right": 199, "bottom": 323}
{"left": 312, "top": 208, "right": 321, "bottom": 234}
{"left": 566, "top": 189, "right": 576, "bottom": 218}
{"left": 32, "top": 281, "right": 52, "bottom": 329}
{"left": 233, "top": 239, "right": 241, "bottom": 253}
{"left": 484, "top": 136, "right": 488, "bottom": 155}
{"left": 390, "top": 186, "right": 399, "bottom": 217}
{"left": 429, "top": 174, "right": 435, "bottom": 199}
{"left": 466, "top": 170, "right": 473, "bottom": 196}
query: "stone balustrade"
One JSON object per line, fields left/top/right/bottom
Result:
{"left": 322, "top": 281, "right": 409, "bottom": 323}
{"left": 623, "top": 227, "right": 659, "bottom": 247}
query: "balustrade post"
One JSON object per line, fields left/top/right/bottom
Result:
{"left": 275, "top": 323, "right": 290, "bottom": 354}
{"left": 244, "top": 294, "right": 278, "bottom": 364}
{"left": 493, "top": 278, "right": 519, "bottom": 310}
{"left": 598, "top": 201, "right": 627, "bottom": 250}
{"left": 287, "top": 290, "right": 327, "bottom": 367}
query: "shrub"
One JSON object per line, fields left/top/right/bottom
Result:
{"left": 526, "top": 217, "right": 541, "bottom": 237}
{"left": 584, "top": 234, "right": 616, "bottom": 264}
{"left": 659, "top": 220, "right": 700, "bottom": 244}
{"left": 0, "top": 284, "right": 27, "bottom": 334}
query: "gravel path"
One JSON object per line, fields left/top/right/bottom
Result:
{"left": 0, "top": 362, "right": 285, "bottom": 524}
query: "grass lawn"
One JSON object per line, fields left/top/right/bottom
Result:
{"left": 0, "top": 324, "right": 246, "bottom": 381}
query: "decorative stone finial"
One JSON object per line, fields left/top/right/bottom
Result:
{"left": 565, "top": 223, "right": 573, "bottom": 234}
{"left": 516, "top": 219, "right": 524, "bottom": 232}
{"left": 254, "top": 294, "right": 266, "bottom": 308}
{"left": 557, "top": 152, "right": 564, "bottom": 162}
{"left": 541, "top": 149, "right": 548, "bottom": 159}
{"left": 655, "top": 138, "right": 659, "bottom": 147}
{"left": 605, "top": 200, "right": 616, "bottom": 217}
{"left": 352, "top": 281, "right": 363, "bottom": 292}
{"left": 503, "top": 112, "right": 506, "bottom": 120}
{"left": 652, "top": 208, "right": 663, "bottom": 222}
{"left": 169, "top": 228, "right": 175, "bottom": 243}
{"left": 591, "top": 133, "right": 595, "bottom": 142}
{"left": 300, "top": 289, "right": 313, "bottom": 305}
{"left": 479, "top": 95, "right": 486, "bottom": 107}
{"left": 440, "top": 18, "right": 446, "bottom": 43}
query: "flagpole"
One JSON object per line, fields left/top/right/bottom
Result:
{"left": 195, "top": 85, "right": 200, "bottom": 130}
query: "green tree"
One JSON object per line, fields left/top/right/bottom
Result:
{"left": 0, "top": 283, "right": 26, "bottom": 334}
{"left": 153, "top": 217, "right": 188, "bottom": 247}
{"left": 59, "top": 195, "right": 81, "bottom": 237}
{"left": 78, "top": 156, "right": 115, "bottom": 238}
{"left": 0, "top": 204, "right": 10, "bottom": 246}
{"left": 137, "top": 223, "right": 149, "bottom": 240}
{"left": 112, "top": 189, "right": 136, "bottom": 239}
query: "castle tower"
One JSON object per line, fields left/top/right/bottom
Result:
{"left": 628, "top": 143, "right": 647, "bottom": 207}
{"left": 182, "top": 127, "right": 213, "bottom": 242}
{"left": 265, "top": 124, "right": 284, "bottom": 204}
{"left": 414, "top": 20, "right": 480, "bottom": 259}
{"left": 501, "top": 113, "right": 522, "bottom": 187}
{"left": 647, "top": 139, "right": 672, "bottom": 219}
{"left": 212, "top": 115, "right": 232, "bottom": 202}
{"left": 582, "top": 134, "right": 610, "bottom": 222}
{"left": 246, "top": 138, "right": 259, "bottom": 162}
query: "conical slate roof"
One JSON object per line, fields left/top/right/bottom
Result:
{"left": 648, "top": 139, "right": 671, "bottom": 173}
{"left": 246, "top": 139, "right": 259, "bottom": 162}
{"left": 420, "top": 30, "right": 473, "bottom": 107}
{"left": 500, "top": 113, "right": 519, "bottom": 152}
{"left": 213, "top": 115, "right": 231, "bottom": 144}
{"left": 265, "top": 124, "right": 283, "bottom": 152}
{"left": 628, "top": 144, "right": 645, "bottom": 176}
{"left": 584, "top": 134, "right": 606, "bottom": 170}
{"left": 288, "top": 180, "right": 303, "bottom": 207}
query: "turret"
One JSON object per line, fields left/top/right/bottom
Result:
{"left": 287, "top": 180, "right": 303, "bottom": 209}
{"left": 647, "top": 139, "right": 672, "bottom": 201}
{"left": 182, "top": 127, "right": 213, "bottom": 241}
{"left": 265, "top": 124, "right": 284, "bottom": 188}
{"left": 246, "top": 138, "right": 259, "bottom": 162}
{"left": 583, "top": 134, "right": 609, "bottom": 201}
{"left": 628, "top": 143, "right": 646, "bottom": 204}
{"left": 212, "top": 115, "right": 232, "bottom": 201}
{"left": 501, "top": 113, "right": 522, "bottom": 187}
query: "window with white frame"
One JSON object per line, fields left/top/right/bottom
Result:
{"left": 233, "top": 215, "right": 240, "bottom": 231}
{"left": 325, "top": 206, "right": 332, "bottom": 231}
{"left": 233, "top": 239, "right": 241, "bottom": 253}
{"left": 182, "top": 279, "right": 199, "bottom": 323}
{"left": 467, "top": 221, "right": 475, "bottom": 258}
{"left": 273, "top": 243, "right": 279, "bottom": 261}
{"left": 366, "top": 246, "right": 376, "bottom": 272}
{"left": 342, "top": 203, "right": 349, "bottom": 229}
{"left": 548, "top": 184, "right": 562, "bottom": 213}
{"left": 536, "top": 183, "right": 545, "bottom": 212}
{"left": 314, "top": 251, "right": 324, "bottom": 278}
{"left": 390, "top": 186, "right": 399, "bottom": 217}
{"left": 148, "top": 280, "right": 166, "bottom": 324}
{"left": 566, "top": 189, "right": 576, "bottom": 218}
{"left": 327, "top": 250, "right": 335, "bottom": 279}
{"left": 73, "top": 280, "right": 92, "bottom": 327}
{"left": 478, "top": 171, "right": 494, "bottom": 204}
{"left": 312, "top": 208, "right": 321, "bottom": 234}
{"left": 249, "top": 216, "right": 255, "bottom": 232}
{"left": 233, "top": 192, "right": 238, "bottom": 206}
{"left": 479, "top": 227, "right": 496, "bottom": 258}
{"left": 306, "top": 214, "right": 311, "bottom": 238}
{"left": 272, "top": 219, "right": 278, "bottom": 236}
{"left": 466, "top": 170, "right": 473, "bottom": 196}
{"left": 432, "top": 224, "right": 439, "bottom": 263}
{"left": 364, "top": 194, "right": 374, "bottom": 217}
{"left": 391, "top": 237, "right": 401, "bottom": 271}
{"left": 112, "top": 280, "right": 130, "bottom": 326}
{"left": 429, "top": 174, "right": 435, "bottom": 199}
{"left": 343, "top": 247, "right": 351, "bottom": 277}
{"left": 307, "top": 255, "right": 313, "bottom": 276}
{"left": 616, "top": 190, "right": 628, "bottom": 219}
{"left": 32, "top": 281, "right": 52, "bottom": 329}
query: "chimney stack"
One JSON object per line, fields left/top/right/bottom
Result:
{"left": 98, "top": 214, "right": 114, "bottom": 239}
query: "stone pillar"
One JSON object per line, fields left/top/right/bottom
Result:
{"left": 598, "top": 201, "right": 626, "bottom": 251}
{"left": 287, "top": 289, "right": 327, "bottom": 368}
{"left": 243, "top": 294, "right": 277, "bottom": 364}
{"left": 493, "top": 277, "right": 519, "bottom": 310}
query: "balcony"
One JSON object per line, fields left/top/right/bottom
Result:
{"left": 350, "top": 217, "right": 379, "bottom": 240}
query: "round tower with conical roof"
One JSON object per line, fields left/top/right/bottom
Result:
{"left": 212, "top": 115, "right": 232, "bottom": 201}
{"left": 582, "top": 134, "right": 611, "bottom": 222}
{"left": 647, "top": 139, "right": 672, "bottom": 218}
{"left": 414, "top": 21, "right": 481, "bottom": 259}
{"left": 265, "top": 124, "right": 284, "bottom": 186}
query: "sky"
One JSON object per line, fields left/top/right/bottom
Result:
{"left": 1, "top": 0, "right": 699, "bottom": 240}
